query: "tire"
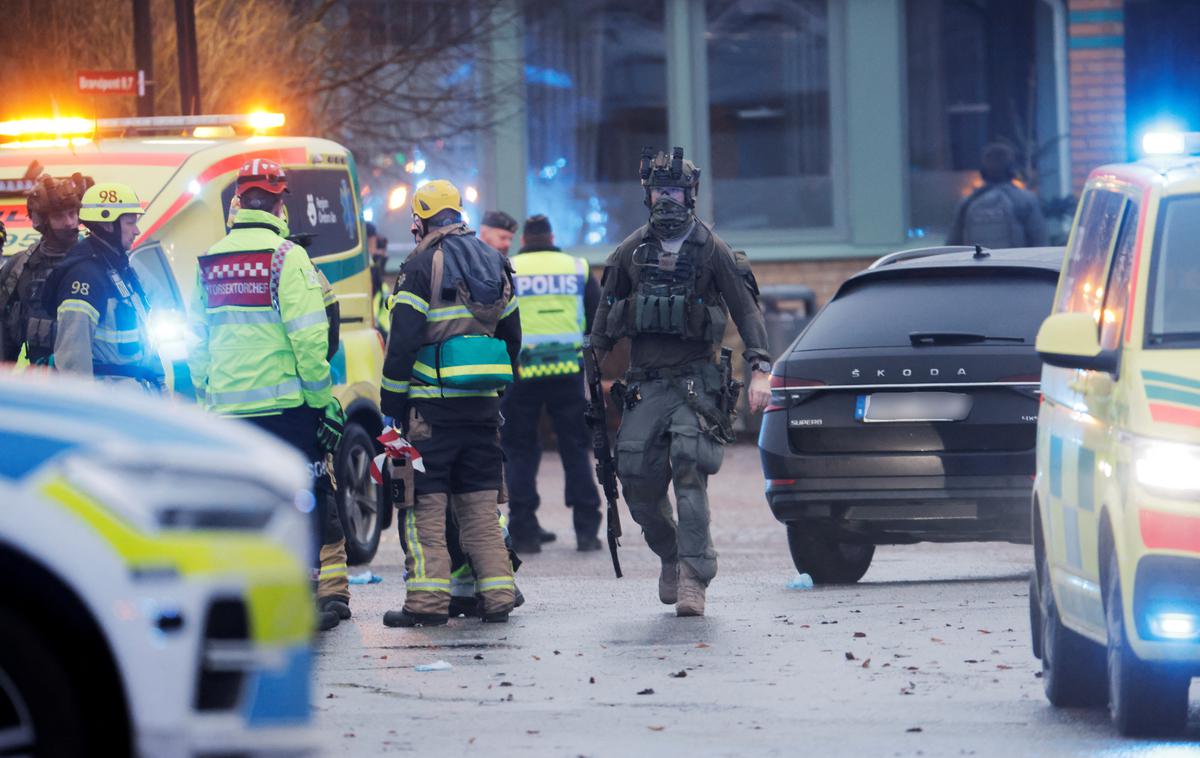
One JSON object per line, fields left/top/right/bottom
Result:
{"left": 336, "top": 422, "right": 384, "bottom": 565}
{"left": 1105, "top": 550, "right": 1190, "bottom": 736}
{"left": 1039, "top": 549, "right": 1107, "bottom": 707}
{"left": 785, "top": 524, "right": 874, "bottom": 584}
{"left": 1029, "top": 571, "right": 1043, "bottom": 660}
{"left": 0, "top": 607, "right": 88, "bottom": 758}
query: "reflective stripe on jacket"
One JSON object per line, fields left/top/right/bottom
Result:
{"left": 188, "top": 208, "right": 332, "bottom": 416}
{"left": 511, "top": 250, "right": 587, "bottom": 378}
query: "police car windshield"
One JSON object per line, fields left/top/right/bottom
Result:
{"left": 1148, "top": 195, "right": 1200, "bottom": 347}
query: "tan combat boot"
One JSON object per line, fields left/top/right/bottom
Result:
{"left": 676, "top": 564, "right": 706, "bottom": 617}
{"left": 659, "top": 560, "right": 679, "bottom": 605}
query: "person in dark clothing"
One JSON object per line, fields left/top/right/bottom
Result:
{"left": 380, "top": 179, "right": 521, "bottom": 627}
{"left": 479, "top": 210, "right": 518, "bottom": 256}
{"left": 946, "top": 142, "right": 1049, "bottom": 249}
{"left": 501, "top": 214, "right": 604, "bottom": 554}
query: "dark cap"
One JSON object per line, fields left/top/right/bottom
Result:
{"left": 481, "top": 210, "right": 518, "bottom": 233}
{"left": 523, "top": 214, "right": 552, "bottom": 237}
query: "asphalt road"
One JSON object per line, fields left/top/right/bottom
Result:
{"left": 313, "top": 444, "right": 1200, "bottom": 756}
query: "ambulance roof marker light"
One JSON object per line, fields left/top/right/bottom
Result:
{"left": 1143, "top": 131, "right": 1187, "bottom": 156}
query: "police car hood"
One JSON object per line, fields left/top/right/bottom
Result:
{"left": 0, "top": 373, "right": 310, "bottom": 499}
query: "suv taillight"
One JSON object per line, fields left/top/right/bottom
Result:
{"left": 764, "top": 375, "right": 824, "bottom": 413}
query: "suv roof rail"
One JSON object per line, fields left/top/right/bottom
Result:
{"left": 868, "top": 245, "right": 987, "bottom": 270}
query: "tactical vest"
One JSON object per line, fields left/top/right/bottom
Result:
{"left": 0, "top": 241, "right": 69, "bottom": 364}
{"left": 511, "top": 250, "right": 588, "bottom": 379}
{"left": 410, "top": 225, "right": 515, "bottom": 396}
{"left": 603, "top": 223, "right": 728, "bottom": 345}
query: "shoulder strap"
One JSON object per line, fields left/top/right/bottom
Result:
{"left": 268, "top": 240, "right": 296, "bottom": 311}
{"left": 430, "top": 248, "right": 445, "bottom": 308}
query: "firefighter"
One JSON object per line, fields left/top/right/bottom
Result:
{"left": 0, "top": 172, "right": 92, "bottom": 365}
{"left": 44, "top": 182, "right": 164, "bottom": 389}
{"left": 381, "top": 179, "right": 521, "bottom": 627}
{"left": 187, "top": 159, "right": 350, "bottom": 632}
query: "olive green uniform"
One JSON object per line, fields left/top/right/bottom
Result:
{"left": 590, "top": 220, "right": 768, "bottom": 584}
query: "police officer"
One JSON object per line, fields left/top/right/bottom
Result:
{"left": 478, "top": 210, "right": 517, "bottom": 256}
{"left": 187, "top": 159, "right": 350, "bottom": 632}
{"left": 0, "top": 172, "right": 92, "bottom": 365}
{"left": 502, "top": 214, "right": 603, "bottom": 554}
{"left": 44, "top": 182, "right": 164, "bottom": 389}
{"left": 589, "top": 147, "right": 772, "bottom": 617}
{"left": 381, "top": 179, "right": 520, "bottom": 627}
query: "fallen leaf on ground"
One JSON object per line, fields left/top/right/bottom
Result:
{"left": 978, "top": 629, "right": 992, "bottom": 634}
{"left": 500, "top": 682, "right": 513, "bottom": 687}
{"left": 861, "top": 659, "right": 871, "bottom": 668}
{"left": 844, "top": 652, "right": 856, "bottom": 661}
{"left": 853, "top": 632, "right": 867, "bottom": 638}
{"left": 532, "top": 656, "right": 541, "bottom": 661}
{"left": 696, "top": 643, "right": 710, "bottom": 648}
{"left": 648, "top": 726, "right": 666, "bottom": 732}
{"left": 474, "top": 654, "right": 484, "bottom": 660}
{"left": 526, "top": 730, "right": 539, "bottom": 735}
{"left": 638, "top": 688, "right": 655, "bottom": 695}
{"left": 996, "top": 664, "right": 1012, "bottom": 670}
{"left": 325, "top": 693, "right": 336, "bottom": 699}
{"left": 589, "top": 677, "right": 596, "bottom": 684}
{"left": 907, "top": 727, "right": 923, "bottom": 733}
{"left": 669, "top": 670, "right": 687, "bottom": 678}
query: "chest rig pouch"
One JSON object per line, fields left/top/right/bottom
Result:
{"left": 3, "top": 245, "right": 66, "bottom": 364}
{"left": 621, "top": 237, "right": 725, "bottom": 343}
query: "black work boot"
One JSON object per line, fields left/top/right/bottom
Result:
{"left": 320, "top": 597, "right": 352, "bottom": 620}
{"left": 538, "top": 526, "right": 558, "bottom": 543}
{"left": 449, "top": 595, "right": 480, "bottom": 618}
{"left": 576, "top": 535, "right": 602, "bottom": 552}
{"left": 481, "top": 610, "right": 510, "bottom": 623}
{"left": 511, "top": 533, "right": 542, "bottom": 554}
{"left": 383, "top": 609, "right": 448, "bottom": 628}
{"left": 316, "top": 608, "right": 339, "bottom": 632}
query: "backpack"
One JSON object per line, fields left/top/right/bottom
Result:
{"left": 961, "top": 184, "right": 1025, "bottom": 249}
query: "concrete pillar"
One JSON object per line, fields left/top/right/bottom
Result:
{"left": 844, "top": 0, "right": 906, "bottom": 246}
{"left": 665, "top": 0, "right": 713, "bottom": 224}
{"left": 482, "top": 0, "right": 528, "bottom": 221}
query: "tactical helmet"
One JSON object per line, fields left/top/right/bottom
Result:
{"left": 79, "top": 183, "right": 144, "bottom": 223}
{"left": 26, "top": 172, "right": 93, "bottom": 229}
{"left": 639, "top": 146, "right": 700, "bottom": 208}
{"left": 411, "top": 179, "right": 464, "bottom": 220}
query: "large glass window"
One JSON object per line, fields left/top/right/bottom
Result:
{"left": 906, "top": 0, "right": 1037, "bottom": 239}
{"left": 706, "top": 0, "right": 832, "bottom": 231}
{"left": 524, "top": 1, "right": 667, "bottom": 248}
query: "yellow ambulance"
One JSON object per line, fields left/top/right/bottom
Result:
{"left": 1030, "top": 131, "right": 1200, "bottom": 736}
{"left": 0, "top": 114, "right": 388, "bottom": 563}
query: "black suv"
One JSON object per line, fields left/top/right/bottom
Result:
{"left": 759, "top": 246, "right": 1061, "bottom": 583}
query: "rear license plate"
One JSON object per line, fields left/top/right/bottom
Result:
{"left": 855, "top": 392, "right": 972, "bottom": 423}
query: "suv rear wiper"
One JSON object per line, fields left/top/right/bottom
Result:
{"left": 909, "top": 331, "right": 1025, "bottom": 345}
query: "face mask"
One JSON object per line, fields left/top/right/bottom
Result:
{"left": 649, "top": 194, "right": 691, "bottom": 240}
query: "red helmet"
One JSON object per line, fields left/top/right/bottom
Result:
{"left": 235, "top": 158, "right": 288, "bottom": 197}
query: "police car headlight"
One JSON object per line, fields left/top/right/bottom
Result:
{"left": 1135, "top": 438, "right": 1200, "bottom": 495}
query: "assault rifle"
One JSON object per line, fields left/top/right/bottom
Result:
{"left": 583, "top": 339, "right": 623, "bottom": 578}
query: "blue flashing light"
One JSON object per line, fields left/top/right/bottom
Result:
{"left": 362, "top": 207, "right": 375, "bottom": 223}
{"left": 1149, "top": 612, "right": 1200, "bottom": 640}
{"left": 1143, "top": 131, "right": 1187, "bottom": 156}
{"left": 525, "top": 65, "right": 574, "bottom": 89}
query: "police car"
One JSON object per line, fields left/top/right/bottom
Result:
{"left": 1030, "top": 131, "right": 1200, "bottom": 736}
{"left": 0, "top": 374, "right": 315, "bottom": 757}
{"left": 0, "top": 114, "right": 389, "bottom": 563}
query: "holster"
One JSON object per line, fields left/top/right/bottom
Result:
{"left": 385, "top": 456, "right": 416, "bottom": 510}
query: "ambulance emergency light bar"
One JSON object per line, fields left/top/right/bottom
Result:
{"left": 1142, "top": 130, "right": 1200, "bottom": 156}
{"left": 0, "top": 112, "right": 285, "bottom": 141}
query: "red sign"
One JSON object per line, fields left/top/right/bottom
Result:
{"left": 77, "top": 70, "right": 144, "bottom": 96}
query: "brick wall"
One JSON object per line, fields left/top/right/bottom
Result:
{"left": 1068, "top": 0, "right": 1127, "bottom": 192}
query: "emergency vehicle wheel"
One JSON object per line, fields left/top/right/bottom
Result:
{"left": 337, "top": 422, "right": 383, "bottom": 565}
{"left": 785, "top": 524, "right": 874, "bottom": 584}
{"left": 0, "top": 608, "right": 87, "bottom": 757}
{"left": 1039, "top": 549, "right": 1106, "bottom": 707}
{"left": 1105, "top": 550, "right": 1189, "bottom": 736}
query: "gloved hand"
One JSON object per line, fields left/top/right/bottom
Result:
{"left": 317, "top": 398, "right": 346, "bottom": 454}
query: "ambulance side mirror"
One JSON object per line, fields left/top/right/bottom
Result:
{"left": 1036, "top": 312, "right": 1118, "bottom": 374}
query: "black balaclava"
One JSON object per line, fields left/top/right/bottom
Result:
{"left": 83, "top": 220, "right": 128, "bottom": 258}
{"left": 649, "top": 194, "right": 691, "bottom": 240}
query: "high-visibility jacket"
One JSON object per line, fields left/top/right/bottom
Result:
{"left": 188, "top": 208, "right": 332, "bottom": 416}
{"left": 511, "top": 249, "right": 589, "bottom": 379}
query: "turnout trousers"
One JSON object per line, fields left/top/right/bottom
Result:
{"left": 244, "top": 407, "right": 350, "bottom": 603}
{"left": 398, "top": 412, "right": 515, "bottom": 617}
{"left": 500, "top": 372, "right": 602, "bottom": 541}
{"left": 614, "top": 364, "right": 726, "bottom": 584}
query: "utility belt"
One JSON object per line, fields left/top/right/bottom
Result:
{"left": 620, "top": 352, "right": 741, "bottom": 445}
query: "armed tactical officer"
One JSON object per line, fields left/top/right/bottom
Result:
{"left": 589, "top": 147, "right": 772, "bottom": 617}
{"left": 45, "top": 183, "right": 165, "bottom": 389}
{"left": 0, "top": 172, "right": 92, "bottom": 365}
{"left": 188, "top": 160, "right": 350, "bottom": 632}
{"left": 502, "top": 214, "right": 603, "bottom": 553}
{"left": 381, "top": 179, "right": 521, "bottom": 627}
